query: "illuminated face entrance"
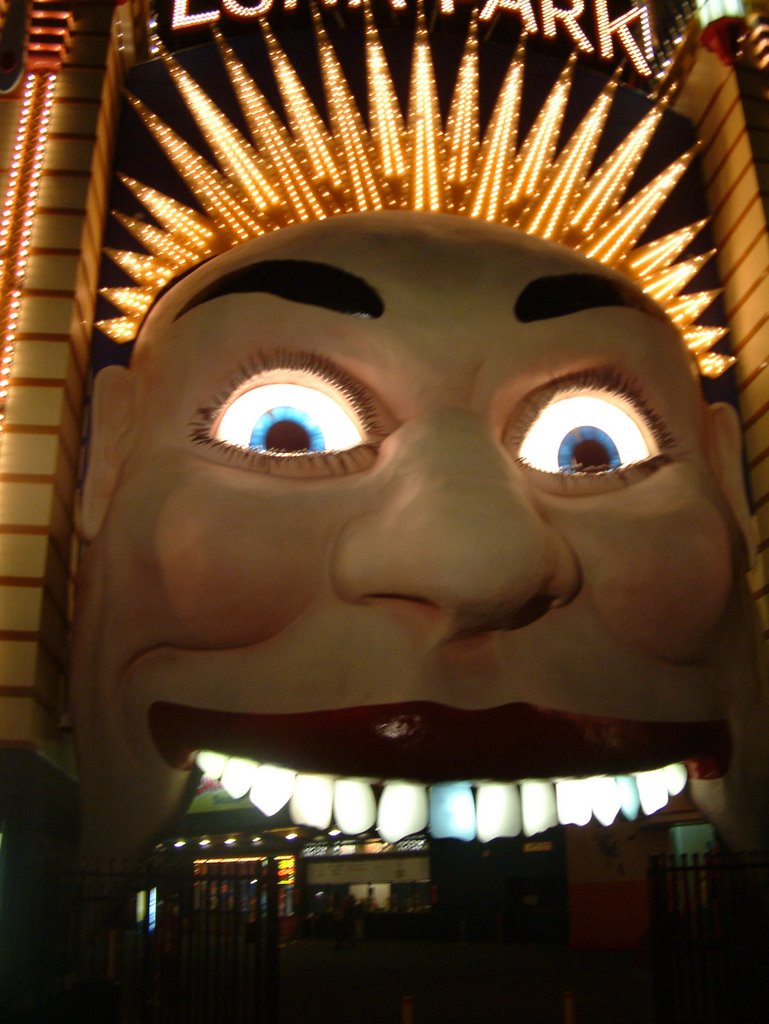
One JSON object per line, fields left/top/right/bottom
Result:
{"left": 72, "top": 212, "right": 767, "bottom": 859}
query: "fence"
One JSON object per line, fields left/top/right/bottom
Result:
{"left": 649, "top": 850, "right": 769, "bottom": 1024}
{"left": 40, "top": 857, "right": 282, "bottom": 1024}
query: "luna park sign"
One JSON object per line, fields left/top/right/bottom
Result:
{"left": 168, "top": 0, "right": 656, "bottom": 78}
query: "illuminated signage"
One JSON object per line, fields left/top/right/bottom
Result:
{"left": 169, "top": 0, "right": 655, "bottom": 77}
{"left": 276, "top": 855, "right": 295, "bottom": 885}
{"left": 303, "top": 836, "right": 430, "bottom": 857}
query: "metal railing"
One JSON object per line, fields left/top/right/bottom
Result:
{"left": 649, "top": 850, "right": 769, "bottom": 1024}
{"left": 40, "top": 857, "right": 283, "bottom": 1024}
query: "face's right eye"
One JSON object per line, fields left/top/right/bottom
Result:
{"left": 216, "top": 381, "right": 365, "bottom": 455}
{"left": 191, "top": 353, "right": 384, "bottom": 478}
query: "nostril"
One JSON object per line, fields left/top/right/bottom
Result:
{"left": 362, "top": 593, "right": 445, "bottom": 625}
{"left": 507, "top": 593, "right": 556, "bottom": 629}
{"left": 447, "top": 593, "right": 558, "bottom": 640}
{"left": 367, "top": 593, "right": 437, "bottom": 608}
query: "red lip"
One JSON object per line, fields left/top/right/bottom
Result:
{"left": 150, "top": 700, "right": 729, "bottom": 781}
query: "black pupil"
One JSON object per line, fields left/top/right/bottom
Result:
{"left": 265, "top": 420, "right": 312, "bottom": 452}
{"left": 571, "top": 439, "right": 611, "bottom": 471}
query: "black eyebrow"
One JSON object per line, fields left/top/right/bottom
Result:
{"left": 173, "top": 259, "right": 384, "bottom": 321}
{"left": 514, "top": 273, "right": 665, "bottom": 323}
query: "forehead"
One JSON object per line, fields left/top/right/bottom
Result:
{"left": 130, "top": 212, "right": 695, "bottom": 417}
{"left": 135, "top": 212, "right": 628, "bottom": 345}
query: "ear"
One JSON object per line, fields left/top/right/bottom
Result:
{"left": 705, "top": 401, "right": 758, "bottom": 570}
{"left": 79, "top": 365, "right": 139, "bottom": 541}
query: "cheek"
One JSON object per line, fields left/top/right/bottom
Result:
{"left": 568, "top": 504, "right": 736, "bottom": 661}
{"left": 149, "top": 479, "right": 333, "bottom": 646}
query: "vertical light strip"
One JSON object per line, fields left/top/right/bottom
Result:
{"left": 0, "top": 71, "right": 57, "bottom": 438}
{"left": 520, "top": 77, "right": 617, "bottom": 241}
{"left": 445, "top": 15, "right": 479, "bottom": 188}
{"left": 467, "top": 42, "right": 524, "bottom": 222}
{"left": 408, "top": 12, "right": 445, "bottom": 213}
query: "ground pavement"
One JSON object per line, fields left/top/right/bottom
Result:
{"left": 279, "top": 939, "right": 654, "bottom": 1024}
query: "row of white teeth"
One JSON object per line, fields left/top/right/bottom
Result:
{"left": 195, "top": 751, "right": 688, "bottom": 843}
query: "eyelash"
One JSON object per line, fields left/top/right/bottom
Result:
{"left": 508, "top": 367, "right": 676, "bottom": 478}
{"left": 189, "top": 351, "right": 383, "bottom": 474}
{"left": 191, "top": 360, "right": 674, "bottom": 483}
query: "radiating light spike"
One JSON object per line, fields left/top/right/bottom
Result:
{"left": 113, "top": 212, "right": 202, "bottom": 266}
{"left": 104, "top": 248, "right": 175, "bottom": 287}
{"left": 95, "top": 316, "right": 142, "bottom": 344}
{"left": 445, "top": 11, "right": 479, "bottom": 190}
{"left": 119, "top": 175, "right": 217, "bottom": 253}
{"left": 506, "top": 55, "right": 575, "bottom": 216}
{"left": 520, "top": 73, "right": 617, "bottom": 241}
{"left": 160, "top": 49, "right": 282, "bottom": 215}
{"left": 623, "top": 219, "right": 708, "bottom": 279}
{"left": 686, "top": 326, "right": 729, "bottom": 356}
{"left": 467, "top": 39, "right": 524, "bottom": 222}
{"left": 697, "top": 350, "right": 735, "bottom": 378}
{"left": 126, "top": 94, "right": 264, "bottom": 241}
{"left": 583, "top": 147, "right": 697, "bottom": 266}
{"left": 314, "top": 8, "right": 386, "bottom": 212}
{"left": 666, "top": 290, "right": 721, "bottom": 329}
{"left": 364, "top": 0, "right": 408, "bottom": 183}
{"left": 214, "top": 28, "right": 328, "bottom": 224}
{"left": 259, "top": 17, "right": 342, "bottom": 189}
{"left": 100, "top": 286, "right": 156, "bottom": 318}
{"left": 570, "top": 95, "right": 670, "bottom": 238}
{"left": 408, "top": 4, "right": 445, "bottom": 212}
{"left": 642, "top": 250, "right": 715, "bottom": 304}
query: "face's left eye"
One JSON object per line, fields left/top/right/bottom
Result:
{"left": 518, "top": 392, "right": 659, "bottom": 474}
{"left": 215, "top": 381, "right": 365, "bottom": 454}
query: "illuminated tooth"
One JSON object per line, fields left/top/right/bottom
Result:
{"left": 475, "top": 783, "right": 521, "bottom": 842}
{"left": 521, "top": 780, "right": 557, "bottom": 837}
{"left": 377, "top": 782, "right": 428, "bottom": 843}
{"left": 664, "top": 763, "right": 688, "bottom": 797}
{"left": 249, "top": 764, "right": 296, "bottom": 817}
{"left": 555, "top": 779, "right": 592, "bottom": 826}
{"left": 195, "top": 750, "right": 227, "bottom": 780}
{"left": 588, "top": 776, "right": 621, "bottom": 827}
{"left": 428, "top": 782, "right": 475, "bottom": 841}
{"left": 616, "top": 776, "right": 640, "bottom": 821}
{"left": 220, "top": 757, "right": 259, "bottom": 800}
{"left": 290, "top": 774, "right": 334, "bottom": 830}
{"left": 333, "top": 779, "right": 377, "bottom": 835}
{"left": 635, "top": 769, "right": 669, "bottom": 816}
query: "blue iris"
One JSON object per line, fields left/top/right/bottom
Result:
{"left": 557, "top": 425, "right": 621, "bottom": 473}
{"left": 249, "top": 406, "right": 326, "bottom": 453}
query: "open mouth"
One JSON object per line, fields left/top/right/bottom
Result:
{"left": 151, "top": 701, "right": 730, "bottom": 843}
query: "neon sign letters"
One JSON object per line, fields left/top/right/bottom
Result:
{"left": 169, "top": 0, "right": 655, "bottom": 78}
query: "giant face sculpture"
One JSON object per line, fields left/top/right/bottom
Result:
{"left": 72, "top": 211, "right": 769, "bottom": 860}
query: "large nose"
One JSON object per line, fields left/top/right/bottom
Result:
{"left": 332, "top": 411, "right": 581, "bottom": 635}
